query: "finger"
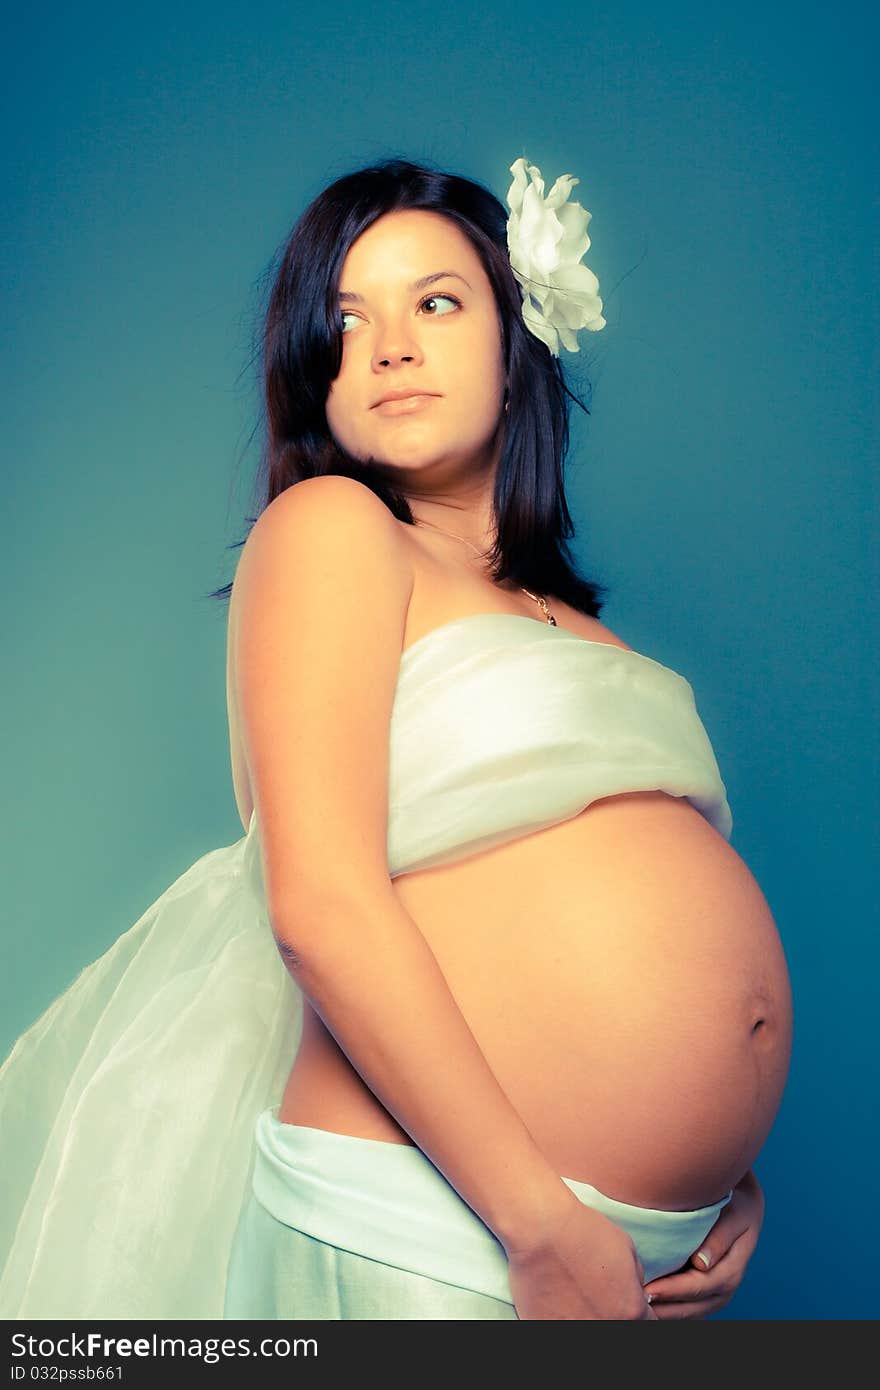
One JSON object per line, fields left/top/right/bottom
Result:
{"left": 688, "top": 1225, "right": 754, "bottom": 1283}
{"left": 686, "top": 1207, "right": 754, "bottom": 1275}
{"left": 650, "top": 1296, "right": 729, "bottom": 1321}
{"left": 644, "top": 1229, "right": 752, "bottom": 1302}
{"left": 642, "top": 1269, "right": 716, "bottom": 1303}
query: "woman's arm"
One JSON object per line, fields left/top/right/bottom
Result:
{"left": 231, "top": 476, "right": 578, "bottom": 1254}
{"left": 276, "top": 857, "right": 572, "bottom": 1249}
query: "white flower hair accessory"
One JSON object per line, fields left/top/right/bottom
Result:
{"left": 505, "top": 156, "right": 606, "bottom": 356}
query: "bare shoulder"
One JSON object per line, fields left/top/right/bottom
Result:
{"left": 231, "top": 476, "right": 414, "bottom": 621}
{"left": 258, "top": 472, "right": 402, "bottom": 525}
{"left": 240, "top": 475, "right": 412, "bottom": 570}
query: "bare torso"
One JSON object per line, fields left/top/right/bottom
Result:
{"left": 228, "top": 521, "right": 793, "bottom": 1210}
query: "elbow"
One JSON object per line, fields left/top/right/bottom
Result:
{"left": 267, "top": 877, "right": 394, "bottom": 980}
{"left": 268, "top": 900, "right": 320, "bottom": 977}
{"left": 270, "top": 923, "right": 306, "bottom": 975}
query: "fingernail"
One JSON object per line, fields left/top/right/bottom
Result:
{"left": 696, "top": 1249, "right": 712, "bottom": 1269}
{"left": 645, "top": 1292, "right": 654, "bottom": 1304}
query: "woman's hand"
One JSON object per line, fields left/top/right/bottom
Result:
{"left": 505, "top": 1195, "right": 659, "bottom": 1320}
{"left": 641, "top": 1169, "right": 765, "bottom": 1319}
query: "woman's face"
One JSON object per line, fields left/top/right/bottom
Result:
{"left": 325, "top": 209, "right": 507, "bottom": 485}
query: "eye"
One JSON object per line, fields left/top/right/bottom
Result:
{"left": 338, "top": 293, "right": 462, "bottom": 334}
{"left": 418, "top": 293, "right": 462, "bottom": 316}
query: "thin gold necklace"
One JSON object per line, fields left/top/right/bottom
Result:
{"left": 415, "top": 518, "right": 558, "bottom": 626}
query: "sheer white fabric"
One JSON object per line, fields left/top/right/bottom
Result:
{"left": 0, "top": 613, "right": 732, "bottom": 1318}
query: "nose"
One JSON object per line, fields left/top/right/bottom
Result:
{"left": 371, "top": 321, "right": 425, "bottom": 372}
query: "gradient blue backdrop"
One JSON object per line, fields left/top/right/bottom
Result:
{"left": 2, "top": 0, "right": 876, "bottom": 1320}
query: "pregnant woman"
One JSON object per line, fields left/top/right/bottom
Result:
{"left": 0, "top": 154, "right": 792, "bottom": 1321}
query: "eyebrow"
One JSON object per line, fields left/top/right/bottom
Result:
{"left": 337, "top": 270, "right": 472, "bottom": 304}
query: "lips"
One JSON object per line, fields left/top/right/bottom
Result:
{"left": 372, "top": 391, "right": 439, "bottom": 408}
{"left": 372, "top": 394, "right": 440, "bottom": 417}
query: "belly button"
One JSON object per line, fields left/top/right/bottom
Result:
{"left": 748, "top": 988, "right": 776, "bottom": 1035}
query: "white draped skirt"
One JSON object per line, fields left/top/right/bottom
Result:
{"left": 0, "top": 821, "right": 733, "bottom": 1321}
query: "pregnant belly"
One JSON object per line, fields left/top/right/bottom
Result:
{"left": 280, "top": 791, "right": 794, "bottom": 1211}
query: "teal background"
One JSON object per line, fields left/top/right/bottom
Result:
{"left": 2, "top": 0, "right": 876, "bottom": 1319}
